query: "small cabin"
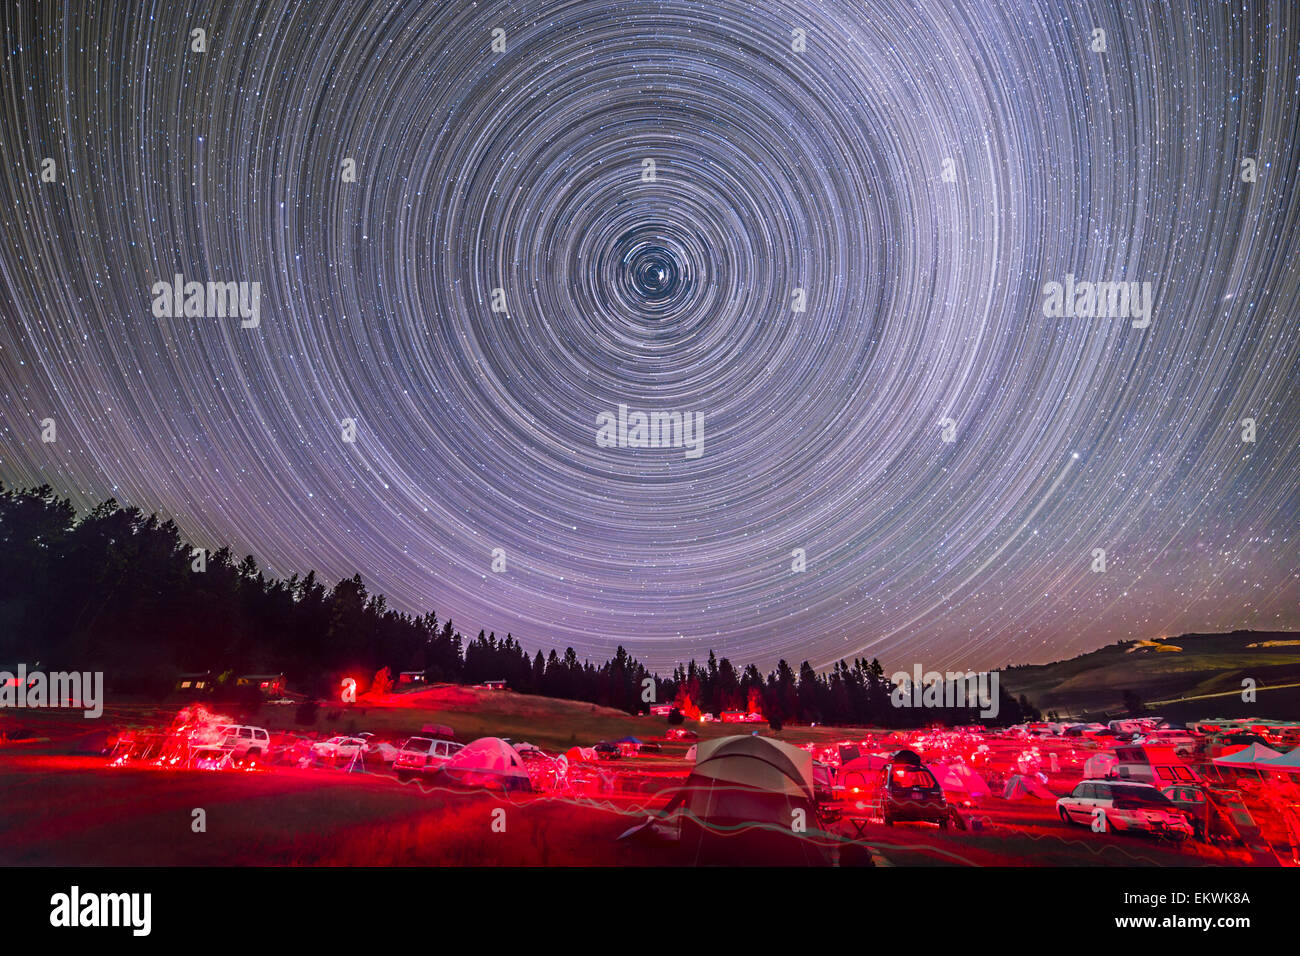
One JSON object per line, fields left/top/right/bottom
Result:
{"left": 235, "top": 673, "right": 286, "bottom": 697}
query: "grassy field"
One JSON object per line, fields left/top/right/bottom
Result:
{"left": 0, "top": 755, "right": 673, "bottom": 866}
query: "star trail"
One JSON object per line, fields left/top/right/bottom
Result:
{"left": 1, "top": 0, "right": 1298, "bottom": 674}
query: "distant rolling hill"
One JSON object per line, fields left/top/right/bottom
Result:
{"left": 1000, "top": 630, "right": 1300, "bottom": 722}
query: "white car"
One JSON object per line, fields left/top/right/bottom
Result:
{"left": 191, "top": 724, "right": 271, "bottom": 761}
{"left": 311, "top": 735, "right": 367, "bottom": 761}
{"left": 394, "top": 736, "right": 463, "bottom": 778}
{"left": 1056, "top": 779, "right": 1192, "bottom": 839}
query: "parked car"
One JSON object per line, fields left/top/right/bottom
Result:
{"left": 593, "top": 741, "right": 621, "bottom": 760}
{"left": 881, "top": 759, "right": 949, "bottom": 829}
{"left": 1161, "top": 784, "right": 1212, "bottom": 839}
{"left": 311, "top": 735, "right": 367, "bottom": 762}
{"left": 191, "top": 724, "right": 271, "bottom": 761}
{"left": 394, "top": 736, "right": 463, "bottom": 779}
{"left": 1056, "top": 779, "right": 1192, "bottom": 839}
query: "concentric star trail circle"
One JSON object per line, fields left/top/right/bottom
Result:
{"left": 1, "top": 1, "right": 1297, "bottom": 674}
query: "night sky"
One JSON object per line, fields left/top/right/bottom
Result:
{"left": 1, "top": 1, "right": 1297, "bottom": 674}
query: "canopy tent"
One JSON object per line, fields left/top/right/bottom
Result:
{"left": 665, "top": 735, "right": 830, "bottom": 865}
{"left": 1257, "top": 748, "right": 1300, "bottom": 774}
{"left": 1084, "top": 753, "right": 1119, "bottom": 778}
{"left": 435, "top": 736, "right": 532, "bottom": 791}
{"left": 1002, "top": 774, "right": 1054, "bottom": 800}
{"left": 1212, "top": 743, "right": 1283, "bottom": 768}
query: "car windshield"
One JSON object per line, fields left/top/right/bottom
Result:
{"left": 1113, "top": 786, "right": 1172, "bottom": 808}
{"left": 404, "top": 738, "right": 432, "bottom": 751}
{"left": 891, "top": 768, "right": 936, "bottom": 788}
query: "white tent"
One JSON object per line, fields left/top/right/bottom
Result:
{"left": 1015, "top": 752, "right": 1043, "bottom": 775}
{"left": 1257, "top": 748, "right": 1300, "bottom": 774}
{"left": 684, "top": 744, "right": 697, "bottom": 762}
{"left": 668, "top": 735, "right": 830, "bottom": 866}
{"left": 1002, "top": 774, "right": 1054, "bottom": 800}
{"left": 1084, "top": 753, "right": 1118, "bottom": 778}
{"left": 437, "top": 736, "right": 532, "bottom": 791}
{"left": 928, "top": 762, "right": 990, "bottom": 800}
{"left": 1213, "top": 743, "right": 1284, "bottom": 768}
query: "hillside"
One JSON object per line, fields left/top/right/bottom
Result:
{"left": 1000, "top": 630, "right": 1300, "bottom": 721}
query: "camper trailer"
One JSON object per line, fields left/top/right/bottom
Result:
{"left": 1112, "top": 744, "right": 1200, "bottom": 787}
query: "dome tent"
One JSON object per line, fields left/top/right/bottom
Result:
{"left": 664, "top": 735, "right": 831, "bottom": 865}
{"left": 434, "top": 736, "right": 532, "bottom": 791}
{"left": 1002, "top": 774, "right": 1054, "bottom": 800}
{"left": 928, "top": 761, "right": 991, "bottom": 801}
{"left": 1084, "top": 753, "right": 1119, "bottom": 778}
{"left": 838, "top": 754, "right": 889, "bottom": 792}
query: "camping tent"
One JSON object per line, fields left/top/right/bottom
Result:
{"left": 564, "top": 745, "right": 596, "bottom": 763}
{"left": 1002, "top": 774, "right": 1054, "bottom": 800}
{"left": 928, "top": 762, "right": 991, "bottom": 801}
{"left": 1084, "top": 753, "right": 1118, "bottom": 778}
{"left": 435, "top": 737, "right": 532, "bottom": 791}
{"left": 684, "top": 744, "right": 697, "bottom": 762}
{"left": 837, "top": 754, "right": 889, "bottom": 792}
{"left": 1015, "top": 751, "right": 1043, "bottom": 775}
{"left": 665, "top": 735, "right": 830, "bottom": 865}
{"left": 1212, "top": 743, "right": 1283, "bottom": 768}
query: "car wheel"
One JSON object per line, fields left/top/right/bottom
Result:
{"left": 1058, "top": 807, "right": 1074, "bottom": 825}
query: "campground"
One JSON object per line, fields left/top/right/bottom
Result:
{"left": 0, "top": 751, "right": 1209, "bottom": 867}
{"left": 2, "top": 685, "right": 1284, "bottom": 866}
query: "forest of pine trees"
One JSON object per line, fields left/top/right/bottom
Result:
{"left": 0, "top": 483, "right": 1037, "bottom": 726}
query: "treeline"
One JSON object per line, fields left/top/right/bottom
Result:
{"left": 0, "top": 484, "right": 1038, "bottom": 726}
